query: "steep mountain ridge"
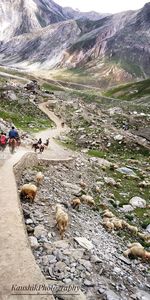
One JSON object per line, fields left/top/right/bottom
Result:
{"left": 0, "top": 20, "right": 81, "bottom": 70}
{"left": 0, "top": 0, "right": 67, "bottom": 41}
{"left": 0, "top": 0, "right": 150, "bottom": 87}
{"left": 62, "top": 6, "right": 109, "bottom": 21}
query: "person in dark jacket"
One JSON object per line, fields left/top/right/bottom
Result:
{"left": 9, "top": 126, "right": 19, "bottom": 139}
{"left": 37, "top": 138, "right": 42, "bottom": 145}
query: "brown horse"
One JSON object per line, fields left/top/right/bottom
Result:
{"left": 32, "top": 143, "right": 44, "bottom": 153}
{"left": 9, "top": 138, "right": 17, "bottom": 153}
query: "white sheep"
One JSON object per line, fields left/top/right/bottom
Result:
{"left": 71, "top": 198, "right": 81, "bottom": 210}
{"left": 123, "top": 244, "right": 150, "bottom": 261}
{"left": 55, "top": 204, "right": 69, "bottom": 239}
{"left": 35, "top": 171, "right": 44, "bottom": 186}
{"left": 20, "top": 183, "right": 37, "bottom": 202}
{"left": 81, "top": 195, "right": 95, "bottom": 206}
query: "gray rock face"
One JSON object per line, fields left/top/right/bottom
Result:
{"left": 0, "top": 0, "right": 67, "bottom": 42}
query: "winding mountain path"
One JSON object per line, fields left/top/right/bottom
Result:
{"left": 0, "top": 101, "right": 75, "bottom": 300}
{"left": 35, "top": 101, "right": 75, "bottom": 160}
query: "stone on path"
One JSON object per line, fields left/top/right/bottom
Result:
{"left": 34, "top": 224, "right": 48, "bottom": 238}
{"left": 74, "top": 237, "right": 93, "bottom": 250}
{"left": 29, "top": 236, "right": 39, "bottom": 249}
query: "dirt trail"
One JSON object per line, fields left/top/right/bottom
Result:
{"left": 0, "top": 101, "right": 74, "bottom": 300}
{"left": 35, "top": 101, "right": 75, "bottom": 160}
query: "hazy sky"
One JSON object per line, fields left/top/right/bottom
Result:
{"left": 55, "top": 0, "right": 148, "bottom": 13}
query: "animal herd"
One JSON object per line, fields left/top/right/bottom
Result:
{"left": 20, "top": 175, "right": 150, "bottom": 262}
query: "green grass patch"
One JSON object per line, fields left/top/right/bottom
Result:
{"left": 42, "top": 82, "right": 64, "bottom": 92}
{"left": 57, "top": 138, "right": 79, "bottom": 151}
{"left": 69, "top": 89, "right": 101, "bottom": 103}
{"left": 104, "top": 78, "right": 150, "bottom": 100}
{"left": 88, "top": 149, "right": 107, "bottom": 158}
{"left": 0, "top": 99, "right": 53, "bottom": 132}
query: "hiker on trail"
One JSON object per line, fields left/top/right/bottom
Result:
{"left": 9, "top": 126, "right": 19, "bottom": 140}
{"left": 0, "top": 132, "right": 7, "bottom": 151}
{"left": 122, "top": 123, "right": 129, "bottom": 131}
{"left": 8, "top": 126, "right": 21, "bottom": 149}
{"left": 37, "top": 138, "right": 42, "bottom": 145}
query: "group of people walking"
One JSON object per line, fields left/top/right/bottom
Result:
{"left": 0, "top": 125, "right": 50, "bottom": 155}
{"left": 0, "top": 126, "right": 20, "bottom": 153}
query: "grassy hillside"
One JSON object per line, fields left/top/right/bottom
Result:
{"left": 104, "top": 79, "right": 150, "bottom": 100}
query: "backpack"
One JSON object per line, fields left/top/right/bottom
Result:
{"left": 0, "top": 135, "right": 6, "bottom": 145}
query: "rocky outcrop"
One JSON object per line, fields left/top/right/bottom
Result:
{"left": 0, "top": 20, "right": 81, "bottom": 69}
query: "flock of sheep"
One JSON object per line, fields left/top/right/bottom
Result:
{"left": 102, "top": 209, "right": 150, "bottom": 261}
{"left": 20, "top": 174, "right": 150, "bottom": 262}
{"left": 20, "top": 171, "right": 69, "bottom": 240}
{"left": 20, "top": 175, "right": 96, "bottom": 240}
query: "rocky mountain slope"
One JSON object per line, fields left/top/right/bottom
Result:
{"left": 0, "top": 0, "right": 67, "bottom": 41}
{"left": 0, "top": 1, "right": 150, "bottom": 87}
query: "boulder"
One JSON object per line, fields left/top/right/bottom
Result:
{"left": 114, "top": 135, "right": 123, "bottom": 141}
{"left": 104, "top": 177, "right": 117, "bottom": 187}
{"left": 146, "top": 224, "right": 150, "bottom": 233}
{"left": 120, "top": 205, "right": 134, "bottom": 212}
{"left": 129, "top": 197, "right": 146, "bottom": 208}
{"left": 34, "top": 225, "right": 47, "bottom": 238}
{"left": 116, "top": 167, "right": 136, "bottom": 177}
{"left": 29, "top": 236, "right": 39, "bottom": 249}
{"left": 53, "top": 240, "right": 69, "bottom": 249}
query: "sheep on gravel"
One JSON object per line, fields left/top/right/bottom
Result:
{"left": 20, "top": 183, "right": 37, "bottom": 202}
{"left": 102, "top": 220, "right": 114, "bottom": 231}
{"left": 102, "top": 209, "right": 114, "bottom": 218}
{"left": 111, "top": 218, "right": 124, "bottom": 230}
{"left": 127, "top": 242, "right": 143, "bottom": 249}
{"left": 126, "top": 223, "right": 138, "bottom": 235}
{"left": 36, "top": 172, "right": 44, "bottom": 186}
{"left": 123, "top": 244, "right": 150, "bottom": 261}
{"left": 138, "top": 232, "right": 150, "bottom": 242}
{"left": 79, "top": 180, "right": 87, "bottom": 189}
{"left": 71, "top": 198, "right": 81, "bottom": 210}
{"left": 55, "top": 204, "right": 69, "bottom": 240}
{"left": 81, "top": 195, "right": 95, "bottom": 206}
